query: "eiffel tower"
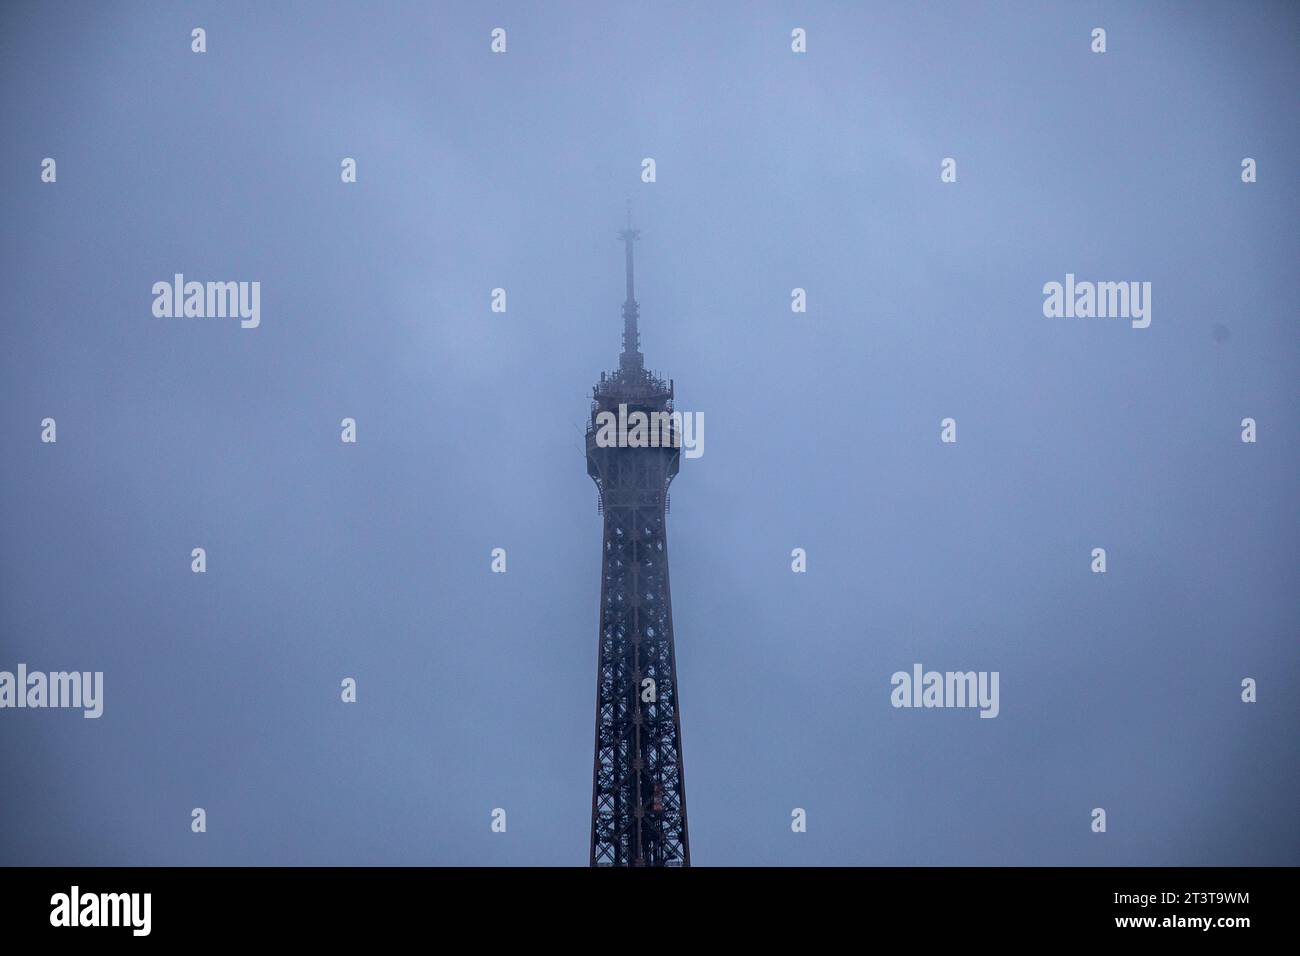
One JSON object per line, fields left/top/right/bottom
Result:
{"left": 585, "top": 219, "right": 690, "bottom": 866}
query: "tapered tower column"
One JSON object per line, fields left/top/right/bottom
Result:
{"left": 585, "top": 224, "right": 690, "bottom": 866}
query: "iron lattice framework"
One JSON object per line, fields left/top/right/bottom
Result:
{"left": 585, "top": 223, "right": 690, "bottom": 866}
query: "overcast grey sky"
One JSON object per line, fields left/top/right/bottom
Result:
{"left": 1, "top": 1, "right": 1297, "bottom": 865}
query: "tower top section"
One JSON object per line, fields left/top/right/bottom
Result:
{"left": 594, "top": 213, "right": 672, "bottom": 405}
{"left": 618, "top": 218, "right": 643, "bottom": 376}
